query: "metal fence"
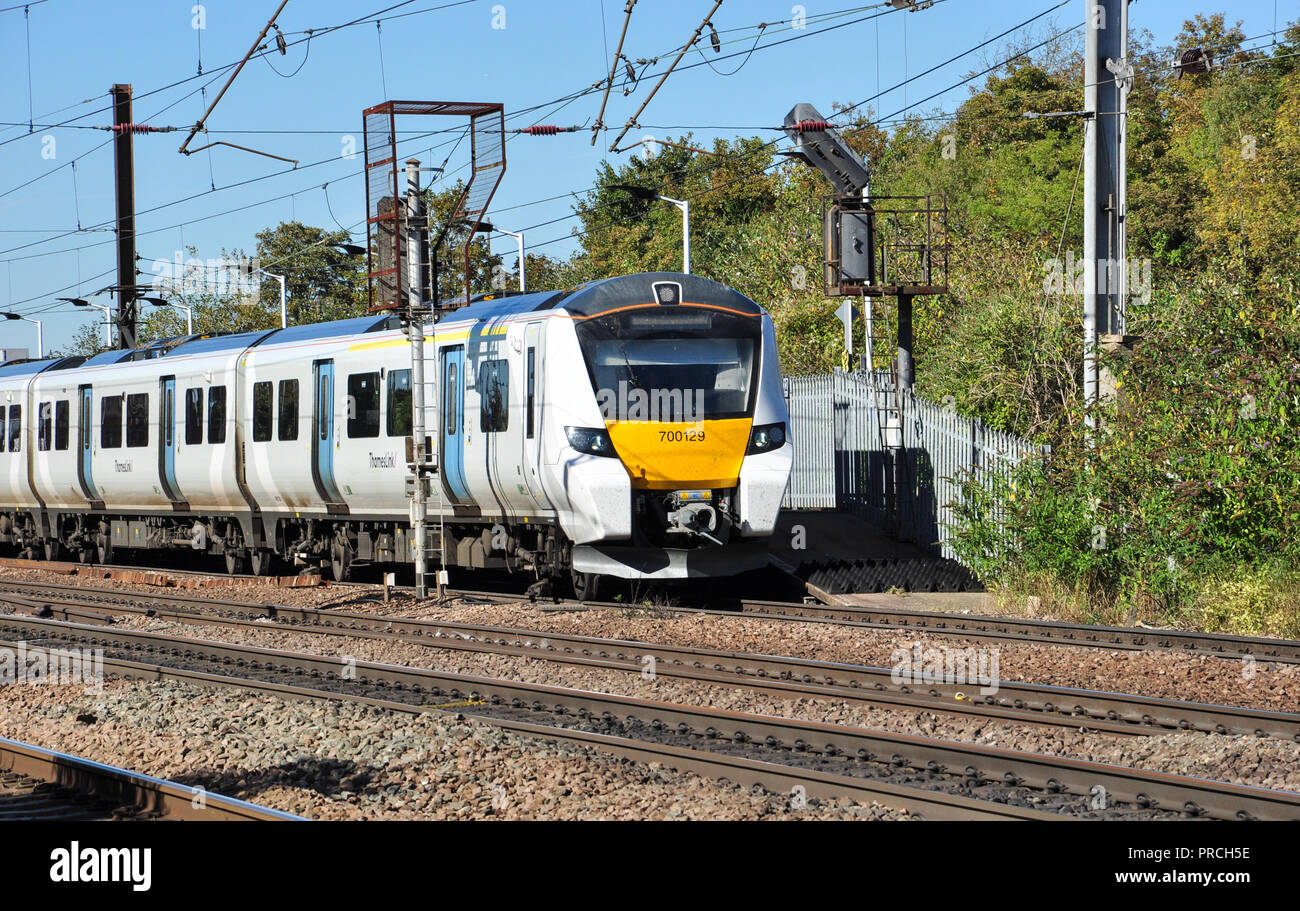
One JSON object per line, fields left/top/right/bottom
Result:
{"left": 782, "top": 370, "right": 1046, "bottom": 561}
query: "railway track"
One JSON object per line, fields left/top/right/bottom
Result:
{"left": 3, "top": 611, "right": 1298, "bottom": 821}
{"left": 471, "top": 587, "right": 1300, "bottom": 666}
{"left": 7, "top": 559, "right": 1297, "bottom": 665}
{"left": 0, "top": 735, "right": 299, "bottom": 820}
{"left": 4, "top": 580, "right": 1297, "bottom": 743}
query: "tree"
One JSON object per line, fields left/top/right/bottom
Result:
{"left": 254, "top": 222, "right": 366, "bottom": 324}
{"left": 138, "top": 245, "right": 277, "bottom": 343}
{"left": 425, "top": 181, "right": 504, "bottom": 304}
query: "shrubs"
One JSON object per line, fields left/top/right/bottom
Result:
{"left": 952, "top": 287, "right": 1300, "bottom": 633}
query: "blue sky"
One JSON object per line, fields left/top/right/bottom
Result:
{"left": 0, "top": 0, "right": 1294, "bottom": 353}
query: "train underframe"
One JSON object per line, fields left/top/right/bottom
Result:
{"left": 0, "top": 508, "right": 605, "bottom": 596}
{"left": 0, "top": 484, "right": 747, "bottom": 599}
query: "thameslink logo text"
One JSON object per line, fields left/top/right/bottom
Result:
{"left": 50, "top": 843, "right": 151, "bottom": 892}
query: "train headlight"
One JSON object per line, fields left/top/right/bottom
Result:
{"left": 747, "top": 422, "right": 786, "bottom": 454}
{"left": 565, "top": 426, "right": 618, "bottom": 457}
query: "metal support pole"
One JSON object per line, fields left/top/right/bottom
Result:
{"left": 111, "top": 84, "right": 137, "bottom": 349}
{"left": 657, "top": 195, "right": 690, "bottom": 274}
{"left": 406, "top": 159, "right": 431, "bottom": 599}
{"left": 863, "top": 294, "right": 874, "bottom": 373}
{"left": 274, "top": 274, "right": 286, "bottom": 328}
{"left": 896, "top": 293, "right": 914, "bottom": 391}
{"left": 680, "top": 199, "right": 690, "bottom": 275}
{"left": 1084, "top": 0, "right": 1128, "bottom": 425}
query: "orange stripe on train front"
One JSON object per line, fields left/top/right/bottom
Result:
{"left": 605, "top": 419, "right": 752, "bottom": 490}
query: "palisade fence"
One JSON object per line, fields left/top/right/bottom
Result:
{"left": 781, "top": 370, "right": 1048, "bottom": 563}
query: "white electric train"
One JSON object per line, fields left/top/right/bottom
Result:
{"left": 0, "top": 272, "right": 792, "bottom": 597}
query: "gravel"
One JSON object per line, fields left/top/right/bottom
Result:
{"left": 0, "top": 681, "right": 905, "bottom": 820}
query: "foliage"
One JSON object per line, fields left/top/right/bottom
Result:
{"left": 254, "top": 222, "right": 366, "bottom": 323}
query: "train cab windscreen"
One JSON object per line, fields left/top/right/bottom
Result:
{"left": 576, "top": 307, "right": 761, "bottom": 421}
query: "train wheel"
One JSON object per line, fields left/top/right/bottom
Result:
{"left": 43, "top": 539, "right": 63, "bottom": 562}
{"left": 249, "top": 550, "right": 274, "bottom": 577}
{"left": 97, "top": 538, "right": 113, "bottom": 566}
{"left": 78, "top": 547, "right": 94, "bottom": 565}
{"left": 570, "top": 569, "right": 601, "bottom": 602}
{"left": 224, "top": 550, "right": 246, "bottom": 575}
{"left": 329, "top": 539, "right": 353, "bottom": 582}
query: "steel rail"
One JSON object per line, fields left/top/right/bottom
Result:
{"left": 0, "top": 735, "right": 300, "bottom": 820}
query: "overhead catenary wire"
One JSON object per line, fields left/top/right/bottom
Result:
{"left": 0, "top": 0, "right": 1037, "bottom": 279}
{"left": 0, "top": 0, "right": 1005, "bottom": 315}
{"left": 591, "top": 0, "right": 639, "bottom": 145}
{"left": 3, "top": 0, "right": 1155, "bottom": 319}
{"left": 608, "top": 0, "right": 724, "bottom": 152}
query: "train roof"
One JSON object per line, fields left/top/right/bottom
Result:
{"left": 443, "top": 273, "right": 763, "bottom": 324}
{"left": 0, "top": 355, "right": 84, "bottom": 378}
{"left": 160, "top": 314, "right": 399, "bottom": 359}
{"left": 253, "top": 314, "right": 401, "bottom": 347}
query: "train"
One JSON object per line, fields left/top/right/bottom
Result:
{"left": 0, "top": 271, "right": 792, "bottom": 598}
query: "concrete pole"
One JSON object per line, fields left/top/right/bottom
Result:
{"left": 406, "top": 159, "right": 431, "bottom": 599}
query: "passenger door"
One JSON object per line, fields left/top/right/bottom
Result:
{"left": 76, "top": 384, "right": 100, "bottom": 506}
{"left": 439, "top": 345, "right": 469, "bottom": 504}
{"left": 158, "top": 376, "right": 184, "bottom": 503}
{"left": 520, "top": 322, "right": 546, "bottom": 506}
{"left": 312, "top": 359, "right": 345, "bottom": 506}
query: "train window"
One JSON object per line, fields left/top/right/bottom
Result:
{"left": 253, "top": 382, "right": 273, "bottom": 442}
{"left": 37, "top": 402, "right": 52, "bottom": 452}
{"left": 164, "top": 387, "right": 174, "bottom": 448}
{"left": 386, "top": 369, "right": 412, "bottom": 437}
{"left": 0, "top": 409, "right": 4, "bottom": 453}
{"left": 526, "top": 348, "right": 536, "bottom": 439}
{"left": 6, "top": 405, "right": 19, "bottom": 453}
{"left": 101, "top": 397, "right": 123, "bottom": 449}
{"left": 208, "top": 386, "right": 227, "bottom": 445}
{"left": 185, "top": 388, "right": 203, "bottom": 445}
{"left": 278, "top": 379, "right": 299, "bottom": 441}
{"left": 479, "top": 359, "right": 509, "bottom": 433}
{"left": 445, "top": 364, "right": 457, "bottom": 436}
{"left": 126, "top": 393, "right": 149, "bottom": 448}
{"left": 80, "top": 394, "right": 91, "bottom": 451}
{"left": 54, "top": 400, "right": 69, "bottom": 451}
{"left": 347, "top": 372, "right": 380, "bottom": 438}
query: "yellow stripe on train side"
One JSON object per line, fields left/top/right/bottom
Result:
{"left": 606, "top": 418, "right": 752, "bottom": 490}
{"left": 347, "top": 322, "right": 508, "bottom": 352}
